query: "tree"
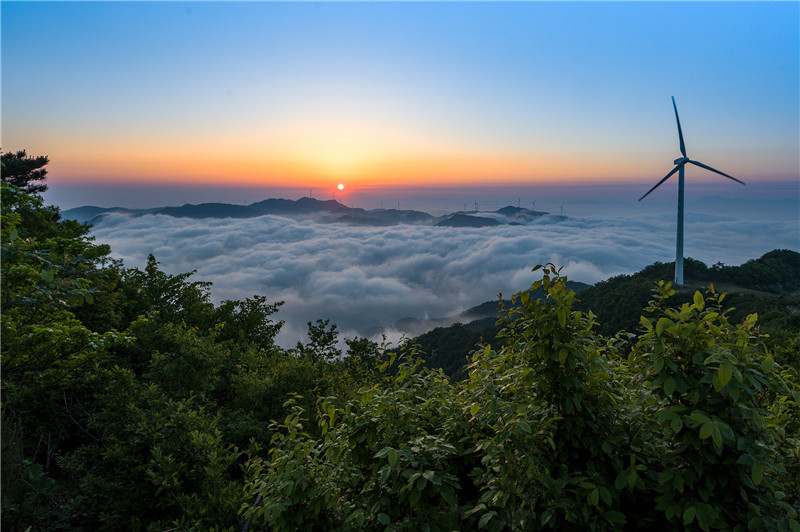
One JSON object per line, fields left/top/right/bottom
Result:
{"left": 1, "top": 150, "right": 50, "bottom": 194}
{"left": 295, "top": 319, "right": 341, "bottom": 360}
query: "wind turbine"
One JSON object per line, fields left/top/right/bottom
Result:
{"left": 639, "top": 97, "right": 744, "bottom": 286}
{"left": 559, "top": 202, "right": 566, "bottom": 216}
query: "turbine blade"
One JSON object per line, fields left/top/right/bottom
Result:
{"left": 672, "top": 96, "right": 686, "bottom": 158}
{"left": 688, "top": 159, "right": 745, "bottom": 185}
{"left": 639, "top": 164, "right": 682, "bottom": 201}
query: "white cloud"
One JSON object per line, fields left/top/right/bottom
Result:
{"left": 89, "top": 209, "right": 799, "bottom": 347}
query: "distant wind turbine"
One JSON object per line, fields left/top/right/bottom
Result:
{"left": 559, "top": 202, "right": 565, "bottom": 216}
{"left": 639, "top": 96, "right": 744, "bottom": 286}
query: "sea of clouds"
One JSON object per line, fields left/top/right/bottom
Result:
{"left": 87, "top": 206, "right": 799, "bottom": 348}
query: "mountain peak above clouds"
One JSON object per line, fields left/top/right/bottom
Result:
{"left": 61, "top": 197, "right": 551, "bottom": 227}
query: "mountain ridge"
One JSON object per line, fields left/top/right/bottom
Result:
{"left": 61, "top": 196, "right": 552, "bottom": 227}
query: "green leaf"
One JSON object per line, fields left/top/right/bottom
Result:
{"left": 361, "top": 390, "right": 373, "bottom": 405}
{"left": 518, "top": 420, "right": 531, "bottom": 434}
{"left": 589, "top": 488, "right": 599, "bottom": 507}
{"left": 699, "top": 422, "right": 713, "bottom": 439}
{"left": 627, "top": 468, "right": 638, "bottom": 488}
{"left": 656, "top": 317, "right": 673, "bottom": 336}
{"left": 604, "top": 510, "right": 625, "bottom": 524}
{"left": 693, "top": 291, "right": 705, "bottom": 311}
{"left": 683, "top": 504, "right": 696, "bottom": 524}
{"left": 639, "top": 315, "right": 653, "bottom": 331}
{"left": 751, "top": 461, "right": 765, "bottom": 485}
{"left": 663, "top": 377, "right": 676, "bottom": 396}
{"left": 520, "top": 291, "right": 529, "bottom": 305}
{"left": 377, "top": 513, "right": 389, "bottom": 525}
{"left": 711, "top": 428, "right": 722, "bottom": 448}
{"left": 717, "top": 363, "right": 732, "bottom": 387}
{"left": 470, "top": 403, "right": 480, "bottom": 417}
{"left": 558, "top": 308, "right": 567, "bottom": 328}
{"left": 478, "top": 511, "right": 495, "bottom": 529}
{"left": 599, "top": 486, "right": 612, "bottom": 506}
{"left": 387, "top": 448, "right": 398, "bottom": 467}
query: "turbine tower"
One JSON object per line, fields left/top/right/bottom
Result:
{"left": 639, "top": 97, "right": 744, "bottom": 286}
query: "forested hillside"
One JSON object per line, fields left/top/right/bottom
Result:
{"left": 574, "top": 252, "right": 800, "bottom": 343}
{"left": 2, "top": 177, "right": 798, "bottom": 531}
{"left": 413, "top": 252, "right": 800, "bottom": 378}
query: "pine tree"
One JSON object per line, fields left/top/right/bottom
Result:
{"left": 1, "top": 149, "right": 50, "bottom": 194}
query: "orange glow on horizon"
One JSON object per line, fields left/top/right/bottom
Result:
{"left": 50, "top": 145, "right": 659, "bottom": 189}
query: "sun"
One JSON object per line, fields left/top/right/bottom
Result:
{"left": 337, "top": 184, "right": 344, "bottom": 190}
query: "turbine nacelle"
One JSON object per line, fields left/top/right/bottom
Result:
{"left": 674, "top": 156, "right": 689, "bottom": 165}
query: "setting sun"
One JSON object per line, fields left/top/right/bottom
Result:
{"left": 337, "top": 184, "right": 344, "bottom": 190}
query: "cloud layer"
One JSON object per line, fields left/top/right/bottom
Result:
{"left": 89, "top": 210, "right": 799, "bottom": 347}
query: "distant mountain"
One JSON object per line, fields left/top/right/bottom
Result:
{"left": 61, "top": 197, "right": 549, "bottom": 227}
{"left": 60, "top": 206, "right": 161, "bottom": 222}
{"left": 436, "top": 213, "right": 501, "bottom": 227}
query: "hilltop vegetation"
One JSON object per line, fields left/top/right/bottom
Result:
{"left": 2, "top": 175, "right": 799, "bottom": 530}
{"left": 412, "top": 252, "right": 800, "bottom": 378}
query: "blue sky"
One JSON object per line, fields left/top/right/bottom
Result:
{"left": 2, "top": 1, "right": 798, "bottom": 207}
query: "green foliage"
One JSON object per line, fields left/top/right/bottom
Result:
{"left": 461, "top": 265, "right": 634, "bottom": 530}
{"left": 116, "top": 254, "right": 215, "bottom": 330}
{"left": 634, "top": 282, "right": 799, "bottom": 530}
{"left": 2, "top": 172, "right": 798, "bottom": 530}
{"left": 1, "top": 183, "right": 132, "bottom": 517}
{"left": 409, "top": 322, "right": 498, "bottom": 380}
{"left": 249, "top": 266, "right": 799, "bottom": 531}
{"left": 711, "top": 249, "right": 800, "bottom": 292}
{"left": 213, "top": 295, "right": 284, "bottom": 349}
{"left": 295, "top": 318, "right": 342, "bottom": 360}
{"left": 60, "top": 373, "right": 245, "bottom": 530}
{"left": 1, "top": 149, "right": 50, "bottom": 194}
{"left": 575, "top": 251, "right": 800, "bottom": 343}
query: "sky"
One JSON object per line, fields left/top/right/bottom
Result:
{"left": 3, "top": 1, "right": 798, "bottom": 346}
{"left": 2, "top": 1, "right": 798, "bottom": 207}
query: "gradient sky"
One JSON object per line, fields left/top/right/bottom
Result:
{"left": 2, "top": 1, "right": 798, "bottom": 197}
